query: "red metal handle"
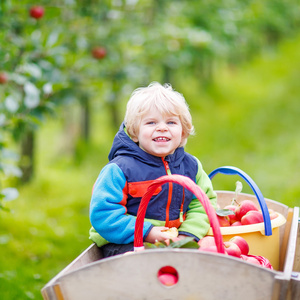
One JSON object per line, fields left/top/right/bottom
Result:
{"left": 134, "top": 174, "right": 226, "bottom": 254}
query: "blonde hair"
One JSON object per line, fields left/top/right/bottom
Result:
{"left": 124, "top": 82, "right": 194, "bottom": 146}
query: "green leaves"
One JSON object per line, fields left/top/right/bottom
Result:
{"left": 216, "top": 209, "right": 235, "bottom": 217}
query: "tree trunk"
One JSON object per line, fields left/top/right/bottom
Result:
{"left": 20, "top": 129, "right": 35, "bottom": 183}
{"left": 81, "top": 97, "right": 90, "bottom": 142}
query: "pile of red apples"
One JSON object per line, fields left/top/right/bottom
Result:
{"left": 217, "top": 199, "right": 279, "bottom": 227}
{"left": 198, "top": 235, "right": 272, "bottom": 269}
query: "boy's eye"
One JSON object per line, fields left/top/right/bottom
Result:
{"left": 167, "top": 121, "right": 176, "bottom": 125}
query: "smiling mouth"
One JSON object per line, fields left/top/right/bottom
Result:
{"left": 153, "top": 137, "right": 170, "bottom": 142}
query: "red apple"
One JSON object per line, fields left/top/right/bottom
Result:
{"left": 29, "top": 6, "right": 44, "bottom": 19}
{"left": 158, "top": 266, "right": 178, "bottom": 276}
{"left": 235, "top": 200, "right": 259, "bottom": 221}
{"left": 199, "top": 245, "right": 219, "bottom": 253}
{"left": 224, "top": 241, "right": 242, "bottom": 257}
{"left": 198, "top": 236, "right": 216, "bottom": 248}
{"left": 92, "top": 46, "right": 107, "bottom": 59}
{"left": 217, "top": 215, "right": 231, "bottom": 227}
{"left": 0, "top": 72, "right": 8, "bottom": 84}
{"left": 270, "top": 212, "right": 278, "bottom": 220}
{"left": 268, "top": 209, "right": 279, "bottom": 220}
{"left": 229, "top": 236, "right": 249, "bottom": 255}
{"left": 231, "top": 221, "right": 242, "bottom": 226}
{"left": 240, "top": 254, "right": 261, "bottom": 266}
{"left": 224, "top": 204, "right": 238, "bottom": 224}
{"left": 158, "top": 273, "right": 178, "bottom": 286}
{"left": 241, "top": 210, "right": 264, "bottom": 225}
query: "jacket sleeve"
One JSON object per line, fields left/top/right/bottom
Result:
{"left": 178, "top": 157, "right": 217, "bottom": 241}
{"left": 90, "top": 163, "right": 153, "bottom": 244}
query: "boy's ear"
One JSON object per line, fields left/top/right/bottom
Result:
{"left": 131, "top": 135, "right": 139, "bottom": 143}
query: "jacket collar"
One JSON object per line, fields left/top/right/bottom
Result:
{"left": 108, "top": 122, "right": 185, "bottom": 167}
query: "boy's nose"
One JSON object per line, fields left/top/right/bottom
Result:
{"left": 156, "top": 122, "right": 168, "bottom": 131}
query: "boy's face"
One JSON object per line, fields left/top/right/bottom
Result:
{"left": 132, "top": 108, "right": 184, "bottom": 157}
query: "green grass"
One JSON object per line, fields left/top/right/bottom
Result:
{"left": 1, "top": 36, "right": 300, "bottom": 299}
{"left": 0, "top": 107, "right": 113, "bottom": 299}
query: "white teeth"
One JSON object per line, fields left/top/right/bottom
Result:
{"left": 154, "top": 137, "right": 169, "bottom": 141}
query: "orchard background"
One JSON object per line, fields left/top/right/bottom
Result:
{"left": 1, "top": 1, "right": 300, "bottom": 298}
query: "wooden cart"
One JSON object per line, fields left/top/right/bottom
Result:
{"left": 42, "top": 168, "right": 300, "bottom": 300}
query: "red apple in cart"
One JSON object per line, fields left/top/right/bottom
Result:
{"left": 158, "top": 273, "right": 178, "bottom": 286}
{"left": 158, "top": 266, "right": 178, "bottom": 276}
{"left": 241, "top": 210, "right": 264, "bottom": 225}
{"left": 268, "top": 209, "right": 279, "bottom": 220}
{"left": 224, "top": 241, "right": 242, "bottom": 257}
{"left": 199, "top": 245, "right": 219, "bottom": 253}
{"left": 229, "top": 236, "right": 249, "bottom": 256}
{"left": 235, "top": 200, "right": 259, "bottom": 221}
{"left": 240, "top": 254, "right": 261, "bottom": 266}
{"left": 224, "top": 204, "right": 238, "bottom": 224}
{"left": 217, "top": 215, "right": 231, "bottom": 227}
{"left": 231, "top": 221, "right": 242, "bottom": 226}
{"left": 198, "top": 236, "right": 216, "bottom": 248}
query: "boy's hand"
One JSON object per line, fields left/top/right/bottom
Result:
{"left": 144, "top": 226, "right": 171, "bottom": 243}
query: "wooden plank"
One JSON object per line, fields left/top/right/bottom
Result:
{"left": 279, "top": 209, "right": 294, "bottom": 271}
{"left": 290, "top": 273, "right": 300, "bottom": 300}
{"left": 54, "top": 249, "right": 278, "bottom": 300}
{"left": 293, "top": 207, "right": 300, "bottom": 272}
{"left": 277, "top": 207, "right": 300, "bottom": 299}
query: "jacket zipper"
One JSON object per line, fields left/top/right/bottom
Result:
{"left": 162, "top": 157, "right": 172, "bottom": 227}
{"left": 161, "top": 157, "right": 185, "bottom": 225}
{"left": 179, "top": 191, "right": 184, "bottom": 222}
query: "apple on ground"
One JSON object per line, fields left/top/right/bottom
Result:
{"left": 224, "top": 204, "right": 238, "bottom": 224}
{"left": 0, "top": 72, "right": 8, "bottom": 84}
{"left": 224, "top": 241, "right": 242, "bottom": 257}
{"left": 235, "top": 200, "right": 259, "bottom": 221}
{"left": 198, "top": 236, "right": 216, "bottom": 248}
{"left": 217, "top": 215, "right": 231, "bottom": 227}
{"left": 29, "top": 6, "right": 45, "bottom": 19}
{"left": 229, "top": 236, "right": 249, "bottom": 255}
{"left": 241, "top": 210, "right": 264, "bottom": 225}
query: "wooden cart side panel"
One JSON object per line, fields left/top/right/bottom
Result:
{"left": 55, "top": 250, "right": 279, "bottom": 300}
{"left": 280, "top": 209, "right": 294, "bottom": 271}
{"left": 293, "top": 207, "right": 300, "bottom": 272}
{"left": 290, "top": 275, "right": 300, "bottom": 300}
{"left": 280, "top": 207, "right": 299, "bottom": 279}
{"left": 290, "top": 207, "right": 300, "bottom": 300}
